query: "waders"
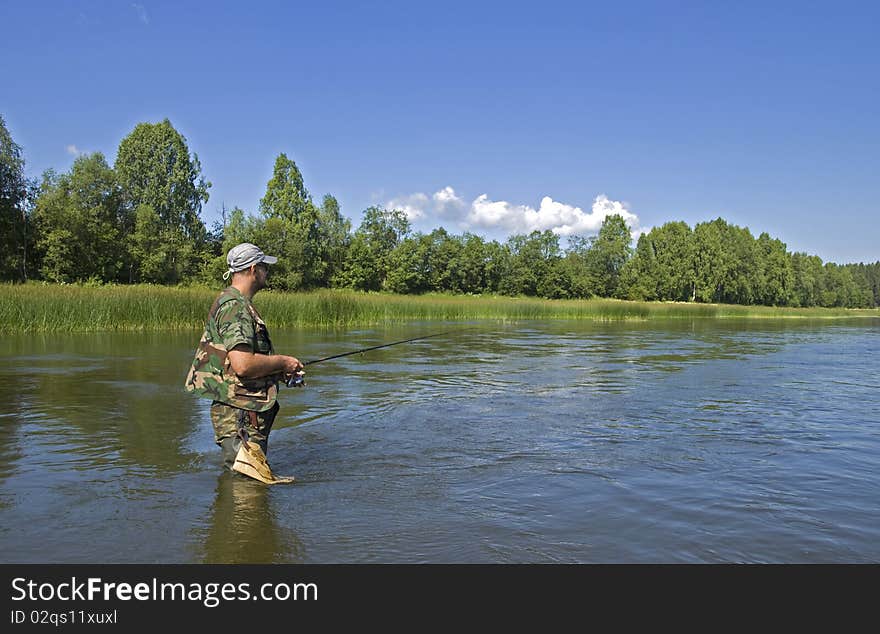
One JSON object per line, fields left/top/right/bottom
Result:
{"left": 232, "top": 411, "right": 294, "bottom": 485}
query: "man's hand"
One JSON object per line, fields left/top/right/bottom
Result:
{"left": 282, "top": 356, "right": 306, "bottom": 388}
{"left": 281, "top": 355, "right": 304, "bottom": 375}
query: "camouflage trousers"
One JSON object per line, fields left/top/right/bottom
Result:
{"left": 210, "top": 401, "right": 280, "bottom": 471}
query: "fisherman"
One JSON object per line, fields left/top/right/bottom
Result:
{"left": 185, "top": 243, "right": 304, "bottom": 481}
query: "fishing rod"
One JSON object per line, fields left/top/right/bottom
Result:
{"left": 285, "top": 331, "right": 453, "bottom": 387}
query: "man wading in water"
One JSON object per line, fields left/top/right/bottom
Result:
{"left": 185, "top": 243, "right": 304, "bottom": 483}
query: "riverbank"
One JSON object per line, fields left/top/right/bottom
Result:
{"left": 1, "top": 283, "right": 878, "bottom": 332}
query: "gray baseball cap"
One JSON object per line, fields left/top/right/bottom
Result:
{"left": 223, "top": 243, "right": 278, "bottom": 279}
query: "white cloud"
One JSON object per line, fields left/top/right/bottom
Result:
{"left": 466, "top": 193, "right": 639, "bottom": 237}
{"left": 432, "top": 186, "right": 467, "bottom": 214}
{"left": 386, "top": 192, "right": 430, "bottom": 221}
{"left": 588, "top": 195, "right": 639, "bottom": 230}
{"left": 387, "top": 186, "right": 467, "bottom": 223}
{"left": 131, "top": 3, "right": 149, "bottom": 25}
{"left": 466, "top": 194, "right": 533, "bottom": 231}
{"left": 386, "top": 188, "right": 641, "bottom": 239}
{"left": 66, "top": 145, "right": 82, "bottom": 156}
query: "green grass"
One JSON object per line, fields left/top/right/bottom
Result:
{"left": 1, "top": 283, "right": 878, "bottom": 332}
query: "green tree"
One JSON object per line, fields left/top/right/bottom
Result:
{"left": 650, "top": 221, "right": 694, "bottom": 301}
{"left": 455, "top": 233, "right": 491, "bottom": 294}
{"left": 258, "top": 154, "right": 348, "bottom": 290}
{"left": 191, "top": 204, "right": 235, "bottom": 287}
{"left": 386, "top": 233, "right": 431, "bottom": 294}
{"left": 692, "top": 218, "right": 731, "bottom": 303}
{"left": 587, "top": 214, "right": 632, "bottom": 298}
{"left": 869, "top": 263, "right": 880, "bottom": 307}
{"left": 791, "top": 252, "right": 824, "bottom": 307}
{"left": 389, "top": 230, "right": 499, "bottom": 295}
{"left": 339, "top": 207, "right": 410, "bottom": 291}
{"left": 482, "top": 240, "right": 511, "bottom": 294}
{"left": 618, "top": 233, "right": 656, "bottom": 300}
{"left": 821, "top": 263, "right": 862, "bottom": 307}
{"left": 0, "top": 115, "right": 32, "bottom": 281}
{"left": 317, "top": 194, "right": 351, "bottom": 287}
{"left": 115, "top": 119, "right": 210, "bottom": 283}
{"left": 755, "top": 232, "right": 794, "bottom": 306}
{"left": 246, "top": 215, "right": 303, "bottom": 290}
{"left": 723, "top": 224, "right": 759, "bottom": 305}
{"left": 844, "top": 262, "right": 880, "bottom": 308}
{"left": 207, "top": 206, "right": 292, "bottom": 288}
{"left": 427, "top": 228, "right": 463, "bottom": 292}
{"left": 536, "top": 257, "right": 572, "bottom": 299}
{"left": 257, "top": 154, "right": 312, "bottom": 289}
{"left": 561, "top": 236, "right": 596, "bottom": 298}
{"left": 260, "top": 153, "right": 310, "bottom": 223}
{"left": 222, "top": 206, "right": 254, "bottom": 248}
{"left": 199, "top": 217, "right": 226, "bottom": 284}
{"left": 129, "top": 204, "right": 172, "bottom": 283}
{"left": 693, "top": 223, "right": 791, "bottom": 306}
{"left": 32, "top": 153, "right": 124, "bottom": 282}
{"left": 501, "top": 230, "right": 562, "bottom": 297}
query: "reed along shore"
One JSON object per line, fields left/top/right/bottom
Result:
{"left": 2, "top": 283, "right": 878, "bottom": 333}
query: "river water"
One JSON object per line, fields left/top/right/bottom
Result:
{"left": 1, "top": 319, "right": 878, "bottom": 563}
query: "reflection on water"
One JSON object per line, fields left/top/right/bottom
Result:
{"left": 198, "top": 472, "right": 303, "bottom": 563}
{"left": 0, "top": 319, "right": 878, "bottom": 562}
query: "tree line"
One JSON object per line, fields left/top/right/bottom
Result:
{"left": 1, "top": 114, "right": 877, "bottom": 308}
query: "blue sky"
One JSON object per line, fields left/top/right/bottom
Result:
{"left": 2, "top": 0, "right": 878, "bottom": 263}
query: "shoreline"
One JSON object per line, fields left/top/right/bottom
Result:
{"left": 2, "top": 283, "right": 878, "bottom": 333}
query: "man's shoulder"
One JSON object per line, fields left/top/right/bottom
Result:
{"left": 214, "top": 288, "right": 252, "bottom": 324}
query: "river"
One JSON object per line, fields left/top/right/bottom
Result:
{"left": 1, "top": 319, "right": 877, "bottom": 562}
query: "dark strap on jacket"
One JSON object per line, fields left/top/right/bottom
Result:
{"left": 235, "top": 408, "right": 259, "bottom": 443}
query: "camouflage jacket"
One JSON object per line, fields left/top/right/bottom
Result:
{"left": 184, "top": 287, "right": 278, "bottom": 411}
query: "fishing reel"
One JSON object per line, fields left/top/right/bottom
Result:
{"left": 285, "top": 371, "right": 306, "bottom": 388}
